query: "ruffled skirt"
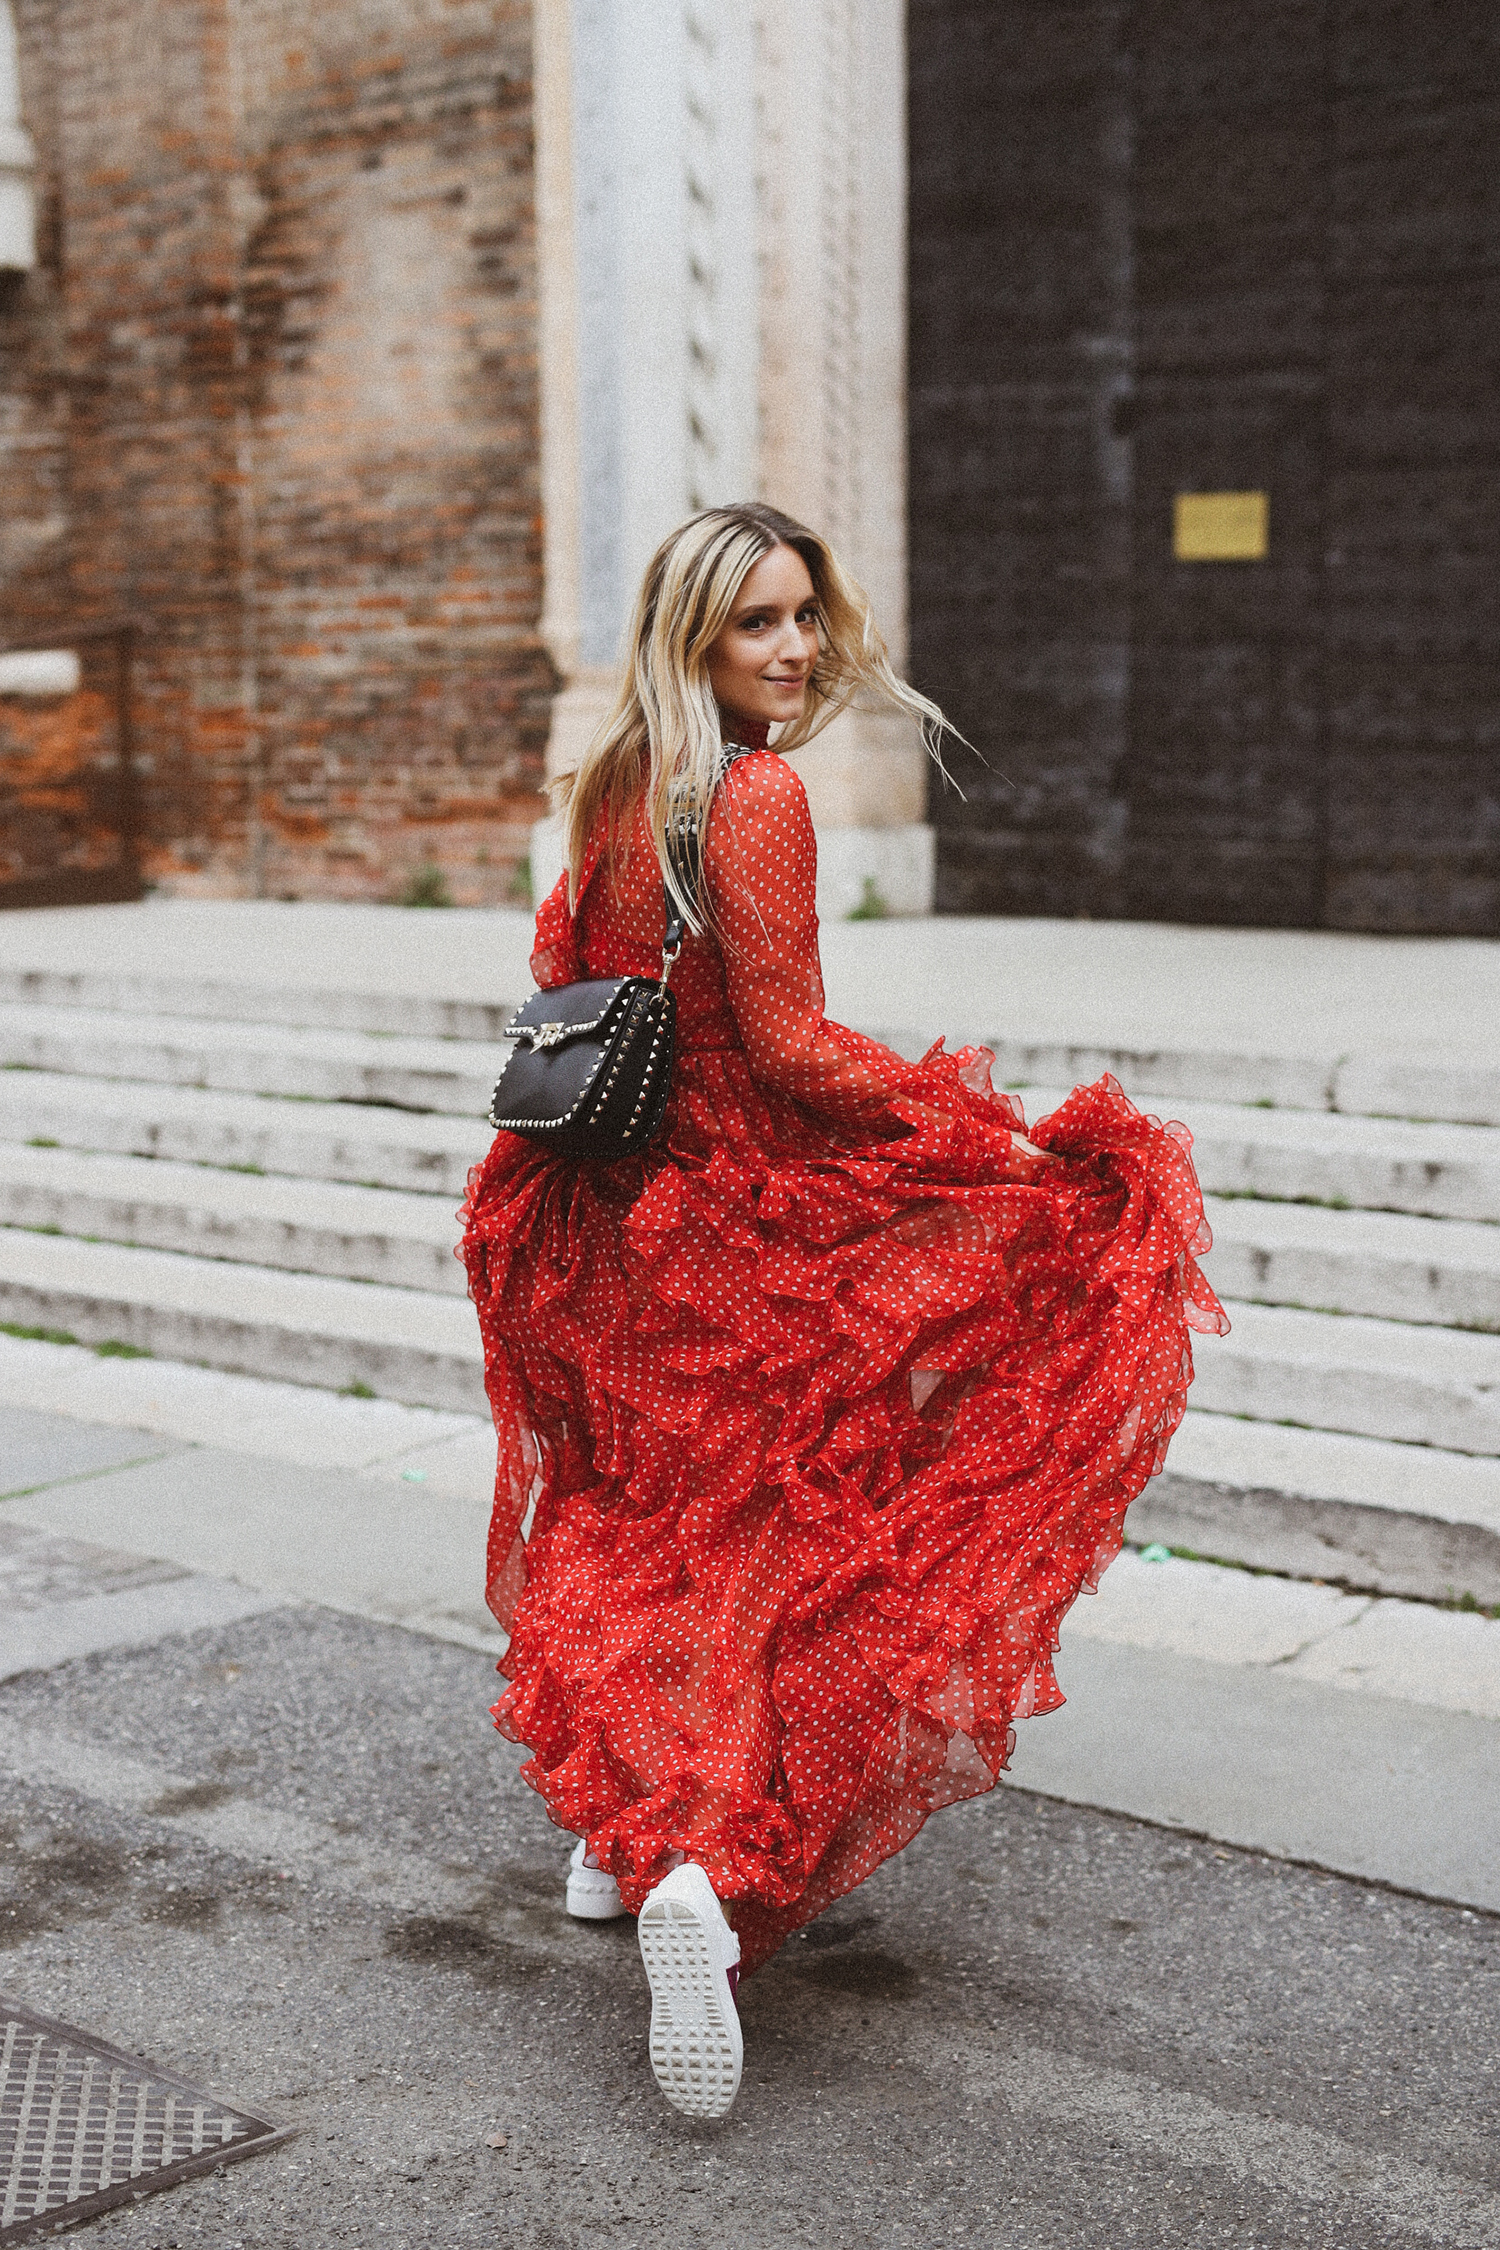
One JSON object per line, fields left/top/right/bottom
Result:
{"left": 460, "top": 1038, "right": 1225, "bottom": 1973}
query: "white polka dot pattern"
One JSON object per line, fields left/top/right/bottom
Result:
{"left": 461, "top": 747, "right": 1228, "bottom": 1975}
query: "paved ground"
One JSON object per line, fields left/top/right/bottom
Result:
{"left": 1, "top": 1408, "right": 1498, "bottom": 2247}
{"left": 5, "top": 1356, "right": 1497, "bottom": 1915}
{"left": 7, "top": 895, "right": 1500, "bottom": 1068}
{"left": 5, "top": 1599, "right": 1499, "bottom": 2250}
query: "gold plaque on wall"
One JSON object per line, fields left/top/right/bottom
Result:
{"left": 1173, "top": 490, "right": 1269, "bottom": 561}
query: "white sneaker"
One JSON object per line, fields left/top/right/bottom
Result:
{"left": 566, "top": 1838, "right": 627, "bottom": 1920}
{"left": 637, "top": 1861, "right": 743, "bottom": 2119}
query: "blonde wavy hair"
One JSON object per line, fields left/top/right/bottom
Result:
{"left": 553, "top": 502, "right": 954, "bottom": 930}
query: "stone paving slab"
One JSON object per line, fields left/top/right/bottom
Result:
{"left": 0, "top": 1570, "right": 287, "bottom": 1682}
{"left": 2, "top": 1428, "right": 502, "bottom": 1657}
{"left": 1005, "top": 1637, "right": 1500, "bottom": 1914}
{"left": 1, "top": 1406, "right": 183, "bottom": 1496}
{"left": 0, "top": 1515, "right": 188, "bottom": 1606}
{"left": 5, "top": 898, "right": 1497, "bottom": 1059}
{"left": 1067, "top": 1550, "right": 1500, "bottom": 1721}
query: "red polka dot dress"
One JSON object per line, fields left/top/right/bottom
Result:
{"left": 461, "top": 741, "right": 1227, "bottom": 1975}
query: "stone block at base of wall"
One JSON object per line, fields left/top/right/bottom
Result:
{"left": 528, "top": 816, "right": 934, "bottom": 926}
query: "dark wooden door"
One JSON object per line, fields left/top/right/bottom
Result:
{"left": 1321, "top": 2, "right": 1500, "bottom": 930}
{"left": 909, "top": 0, "right": 1500, "bottom": 933}
{"left": 1123, "top": 2, "right": 1329, "bottom": 926}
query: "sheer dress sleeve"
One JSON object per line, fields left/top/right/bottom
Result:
{"left": 703, "top": 752, "right": 909, "bottom": 1129}
{"left": 530, "top": 869, "right": 582, "bottom": 989}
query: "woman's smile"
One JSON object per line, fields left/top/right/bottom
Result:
{"left": 705, "top": 543, "right": 821, "bottom": 736}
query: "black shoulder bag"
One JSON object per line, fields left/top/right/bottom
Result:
{"left": 486, "top": 805, "right": 702, "bottom": 1161}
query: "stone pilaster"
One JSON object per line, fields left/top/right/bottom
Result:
{"left": 532, "top": 0, "right": 932, "bottom": 918}
{"left": 0, "top": 1, "right": 37, "bottom": 271}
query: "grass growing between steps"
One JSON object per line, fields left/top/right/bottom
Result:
{"left": 1130, "top": 1539, "right": 1500, "bottom": 1621}
{"left": 0, "top": 1322, "right": 151, "bottom": 1360}
{"left": 1210, "top": 1188, "right": 1354, "bottom": 1211}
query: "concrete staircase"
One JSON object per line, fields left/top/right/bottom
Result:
{"left": 1, "top": 965, "right": 1496, "bottom": 1606}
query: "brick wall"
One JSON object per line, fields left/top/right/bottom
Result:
{"left": 0, "top": 666, "right": 124, "bottom": 899}
{"left": 0, "top": 0, "right": 549, "bottom": 904}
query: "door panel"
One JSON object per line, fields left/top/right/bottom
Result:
{"left": 1123, "top": 0, "right": 1328, "bottom": 926}
{"left": 909, "top": 0, "right": 1500, "bottom": 932}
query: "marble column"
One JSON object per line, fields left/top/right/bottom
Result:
{"left": 0, "top": 1, "right": 37, "bottom": 273}
{"left": 531, "top": 0, "right": 931, "bottom": 917}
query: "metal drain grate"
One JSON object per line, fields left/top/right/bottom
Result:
{"left": 0, "top": 1996, "right": 291, "bottom": 2243}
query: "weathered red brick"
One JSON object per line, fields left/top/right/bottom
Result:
{"left": 1, "top": 0, "right": 549, "bottom": 906}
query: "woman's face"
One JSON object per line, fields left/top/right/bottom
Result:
{"left": 705, "top": 544, "right": 820, "bottom": 735}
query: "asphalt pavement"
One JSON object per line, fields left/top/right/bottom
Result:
{"left": 0, "top": 1415, "right": 1496, "bottom": 2247}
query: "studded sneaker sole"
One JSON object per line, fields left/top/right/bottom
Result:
{"left": 637, "top": 1861, "right": 743, "bottom": 2119}
{"left": 566, "top": 1838, "right": 628, "bottom": 1920}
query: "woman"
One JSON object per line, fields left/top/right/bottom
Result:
{"left": 462, "top": 503, "right": 1225, "bottom": 2120}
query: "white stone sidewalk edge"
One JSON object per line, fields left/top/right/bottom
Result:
{"left": 0, "top": 1333, "right": 494, "bottom": 1490}
{"left": 4, "top": 1380, "right": 1497, "bottom": 1911}
{"left": 6, "top": 1336, "right": 1497, "bottom": 1542}
{"left": 3, "top": 1445, "right": 505, "bottom": 1659}
{"left": 1003, "top": 1636, "right": 1500, "bottom": 1915}
{"left": 0, "top": 1574, "right": 286, "bottom": 1683}
{"left": 3, "top": 1367, "right": 1495, "bottom": 1719}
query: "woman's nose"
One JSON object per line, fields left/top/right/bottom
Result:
{"left": 772, "top": 617, "right": 808, "bottom": 665}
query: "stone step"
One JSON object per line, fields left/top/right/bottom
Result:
{"left": 4, "top": 1315, "right": 1495, "bottom": 1616}
{"left": 5, "top": 1216, "right": 1496, "bottom": 1459}
{"left": 0, "top": 1144, "right": 469, "bottom": 1297}
{"left": 4, "top": 1130, "right": 1493, "bottom": 1334}
{"left": 0, "top": 1003, "right": 506, "bottom": 1118}
{"left": 1020, "top": 1086, "right": 1500, "bottom": 1223}
{"left": 0, "top": 1229, "right": 485, "bottom": 1413}
{"left": 5, "top": 1061, "right": 1500, "bottom": 1227}
{"left": 1200, "top": 1196, "right": 1500, "bottom": 1331}
{"left": 0, "top": 966, "right": 525, "bottom": 1045}
{"left": 9, "top": 958, "right": 1500, "bottom": 1125}
{"left": 0, "top": 1072, "right": 491, "bottom": 1197}
{"left": 1129, "top": 1410, "right": 1500, "bottom": 1607}
{"left": 1192, "top": 1299, "right": 1500, "bottom": 1455}
{"left": 966, "top": 1035, "right": 1500, "bottom": 1127}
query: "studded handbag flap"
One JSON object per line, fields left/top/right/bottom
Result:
{"left": 484, "top": 754, "right": 760, "bottom": 1162}
{"left": 487, "top": 973, "right": 676, "bottom": 1160}
{"left": 486, "top": 844, "right": 696, "bottom": 1162}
